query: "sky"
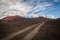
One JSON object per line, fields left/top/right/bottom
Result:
{"left": 0, "top": 0, "right": 60, "bottom": 19}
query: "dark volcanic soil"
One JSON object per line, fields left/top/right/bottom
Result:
{"left": 0, "top": 17, "right": 60, "bottom": 40}
{"left": 32, "top": 19, "right": 60, "bottom": 40}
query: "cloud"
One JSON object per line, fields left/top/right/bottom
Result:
{"left": 28, "top": 2, "right": 53, "bottom": 14}
{"left": 46, "top": 15, "right": 55, "bottom": 19}
{"left": 9, "top": 2, "right": 32, "bottom": 13}
{"left": 0, "top": 0, "right": 55, "bottom": 19}
{"left": 0, "top": 0, "right": 32, "bottom": 18}
{"left": 54, "top": 0, "right": 60, "bottom": 2}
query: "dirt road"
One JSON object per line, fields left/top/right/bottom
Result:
{"left": 22, "top": 22, "right": 45, "bottom": 40}
{"left": 2, "top": 23, "right": 40, "bottom": 40}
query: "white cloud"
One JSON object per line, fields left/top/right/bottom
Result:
{"left": 0, "top": 0, "right": 55, "bottom": 19}
{"left": 28, "top": 14, "right": 39, "bottom": 18}
{"left": 54, "top": 0, "right": 60, "bottom": 2}
{"left": 46, "top": 15, "right": 55, "bottom": 19}
{"left": 28, "top": 2, "right": 53, "bottom": 14}
{"left": 9, "top": 2, "right": 32, "bottom": 13}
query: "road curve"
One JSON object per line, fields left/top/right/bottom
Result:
{"left": 22, "top": 22, "right": 45, "bottom": 40}
{"left": 2, "top": 23, "right": 40, "bottom": 40}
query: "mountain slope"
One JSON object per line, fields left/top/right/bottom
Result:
{"left": 32, "top": 19, "right": 60, "bottom": 40}
{"left": 0, "top": 16, "right": 48, "bottom": 39}
{"left": 0, "top": 16, "right": 23, "bottom": 22}
{"left": 0, "top": 16, "right": 56, "bottom": 40}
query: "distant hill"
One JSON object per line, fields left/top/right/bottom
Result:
{"left": 0, "top": 16, "right": 51, "bottom": 23}
{"left": 0, "top": 16, "right": 24, "bottom": 23}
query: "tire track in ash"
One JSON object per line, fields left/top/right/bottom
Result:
{"left": 22, "top": 22, "right": 45, "bottom": 40}
{"left": 2, "top": 23, "right": 40, "bottom": 40}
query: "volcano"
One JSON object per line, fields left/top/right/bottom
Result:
{"left": 0, "top": 15, "right": 51, "bottom": 23}
{"left": 0, "top": 16, "right": 24, "bottom": 23}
